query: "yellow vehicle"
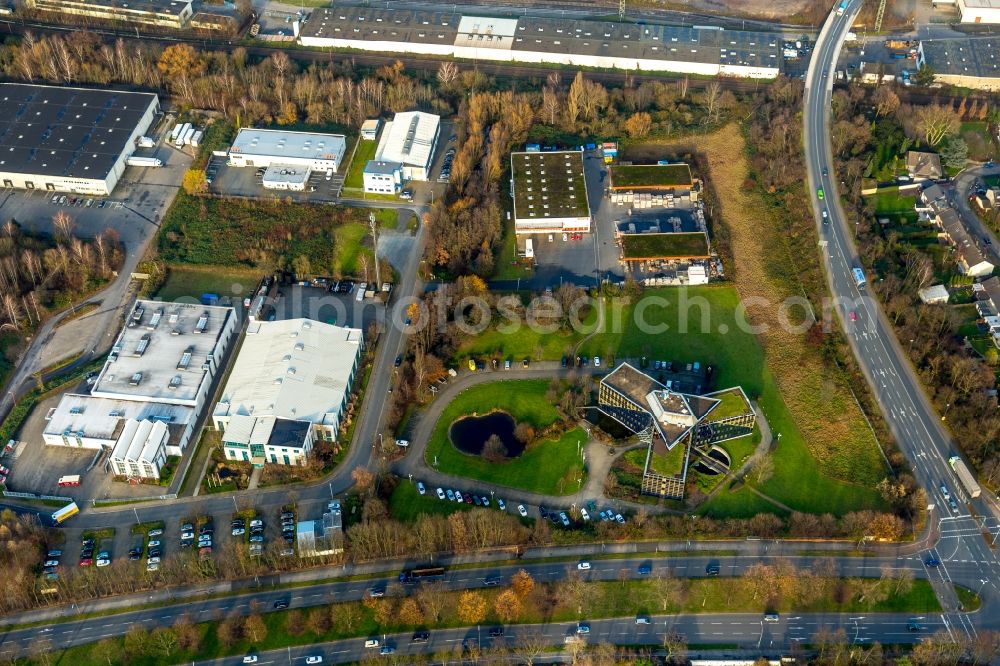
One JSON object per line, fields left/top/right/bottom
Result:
{"left": 468, "top": 358, "right": 476, "bottom": 372}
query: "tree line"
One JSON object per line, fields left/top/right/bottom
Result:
{"left": 0, "top": 215, "right": 122, "bottom": 336}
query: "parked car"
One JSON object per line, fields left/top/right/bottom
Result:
{"left": 416, "top": 482, "right": 426, "bottom": 495}
{"left": 577, "top": 561, "right": 591, "bottom": 570}
{"left": 497, "top": 498, "right": 506, "bottom": 511}
{"left": 517, "top": 505, "right": 528, "bottom": 517}
{"left": 436, "top": 487, "right": 446, "bottom": 500}
{"left": 147, "top": 529, "right": 162, "bottom": 537}
{"left": 305, "top": 657, "right": 323, "bottom": 665}
{"left": 273, "top": 599, "right": 289, "bottom": 610}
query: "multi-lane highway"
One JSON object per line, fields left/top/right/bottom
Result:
{"left": 0, "top": 553, "right": 988, "bottom": 658}
{"left": 803, "top": 0, "right": 1000, "bottom": 634}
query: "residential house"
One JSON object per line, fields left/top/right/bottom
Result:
{"left": 906, "top": 151, "right": 943, "bottom": 181}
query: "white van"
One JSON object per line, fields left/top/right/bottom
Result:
{"left": 355, "top": 282, "right": 367, "bottom": 302}
{"left": 364, "top": 639, "right": 380, "bottom": 648}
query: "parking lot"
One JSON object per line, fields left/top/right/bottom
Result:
{"left": 268, "top": 283, "right": 385, "bottom": 332}
{"left": 206, "top": 150, "right": 345, "bottom": 202}
{"left": 521, "top": 148, "right": 624, "bottom": 288}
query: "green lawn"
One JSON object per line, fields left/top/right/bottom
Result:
{"left": 343, "top": 138, "right": 378, "bottom": 190}
{"left": 424, "top": 380, "right": 587, "bottom": 495}
{"left": 155, "top": 264, "right": 262, "bottom": 302}
{"left": 332, "top": 222, "right": 373, "bottom": 277}
{"left": 389, "top": 481, "right": 477, "bottom": 522}
{"left": 458, "top": 310, "right": 593, "bottom": 363}
{"left": 621, "top": 232, "right": 710, "bottom": 259}
{"left": 867, "top": 186, "right": 918, "bottom": 225}
{"left": 960, "top": 121, "right": 996, "bottom": 162}
{"left": 579, "top": 286, "right": 885, "bottom": 517}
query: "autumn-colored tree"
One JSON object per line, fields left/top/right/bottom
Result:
{"left": 872, "top": 86, "right": 900, "bottom": 118}
{"left": 149, "top": 627, "right": 179, "bottom": 657}
{"left": 157, "top": 44, "right": 205, "bottom": 82}
{"left": 624, "top": 112, "right": 653, "bottom": 138}
{"left": 285, "top": 609, "right": 305, "bottom": 636}
{"left": 398, "top": 597, "right": 425, "bottom": 625}
{"left": 174, "top": 614, "right": 201, "bottom": 652}
{"left": 216, "top": 616, "right": 241, "bottom": 647}
{"left": 510, "top": 569, "right": 535, "bottom": 598}
{"left": 306, "top": 607, "right": 331, "bottom": 635}
{"left": 352, "top": 466, "right": 375, "bottom": 495}
{"left": 243, "top": 614, "right": 267, "bottom": 643}
{"left": 457, "top": 590, "right": 488, "bottom": 624}
{"left": 494, "top": 589, "right": 522, "bottom": 622}
{"left": 123, "top": 625, "right": 150, "bottom": 658}
{"left": 182, "top": 169, "right": 207, "bottom": 195}
{"left": 91, "top": 638, "right": 122, "bottom": 666}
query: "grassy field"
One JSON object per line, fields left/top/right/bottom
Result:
{"left": 332, "top": 222, "right": 373, "bottom": 278}
{"left": 155, "top": 264, "right": 262, "bottom": 302}
{"left": 621, "top": 126, "right": 889, "bottom": 517}
{"left": 960, "top": 121, "right": 996, "bottom": 163}
{"left": 648, "top": 442, "right": 687, "bottom": 477}
{"left": 46, "top": 576, "right": 939, "bottom": 666}
{"left": 343, "top": 138, "right": 378, "bottom": 190}
{"left": 159, "top": 194, "right": 380, "bottom": 272}
{"left": 621, "top": 232, "right": 710, "bottom": 259}
{"left": 424, "top": 380, "right": 587, "bottom": 495}
{"left": 458, "top": 311, "right": 593, "bottom": 363}
{"left": 867, "top": 186, "right": 918, "bottom": 225}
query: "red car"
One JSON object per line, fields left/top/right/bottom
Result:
{"left": 79, "top": 557, "right": 93, "bottom": 566}
{"left": 849, "top": 311, "right": 858, "bottom": 322}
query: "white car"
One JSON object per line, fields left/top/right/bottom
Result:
{"left": 243, "top": 656, "right": 258, "bottom": 664}
{"left": 416, "top": 482, "right": 426, "bottom": 495}
{"left": 305, "top": 657, "right": 323, "bottom": 664}
{"left": 577, "top": 561, "right": 591, "bottom": 570}
{"left": 615, "top": 513, "right": 625, "bottom": 524}
{"left": 147, "top": 540, "right": 161, "bottom": 548}
{"left": 436, "top": 488, "right": 446, "bottom": 500}
{"left": 148, "top": 528, "right": 163, "bottom": 537}
{"left": 594, "top": 356, "right": 601, "bottom": 367}
{"left": 146, "top": 561, "right": 159, "bottom": 572}
{"left": 518, "top": 505, "right": 528, "bottom": 517}
{"left": 497, "top": 498, "right": 506, "bottom": 511}
{"left": 454, "top": 491, "right": 464, "bottom": 503}
{"left": 580, "top": 508, "right": 590, "bottom": 522}
{"left": 147, "top": 556, "right": 161, "bottom": 565}
{"left": 364, "top": 639, "right": 380, "bottom": 649}
{"left": 96, "top": 558, "right": 110, "bottom": 567}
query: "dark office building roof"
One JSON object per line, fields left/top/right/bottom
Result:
{"left": 0, "top": 84, "right": 157, "bottom": 180}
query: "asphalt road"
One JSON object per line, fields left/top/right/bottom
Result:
{"left": 802, "top": 0, "right": 1000, "bottom": 639}
{"left": 0, "top": 553, "right": 982, "bottom": 658}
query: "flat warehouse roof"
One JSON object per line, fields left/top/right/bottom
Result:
{"left": 230, "top": 128, "right": 347, "bottom": 163}
{"left": 93, "top": 300, "right": 234, "bottom": 404}
{"left": 0, "top": 83, "right": 156, "bottom": 180}
{"left": 511, "top": 151, "right": 589, "bottom": 221}
{"left": 920, "top": 37, "right": 1000, "bottom": 78}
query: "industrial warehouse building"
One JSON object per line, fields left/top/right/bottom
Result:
{"left": 373, "top": 111, "right": 440, "bottom": 182}
{"left": 227, "top": 128, "right": 348, "bottom": 187}
{"left": 510, "top": 150, "right": 591, "bottom": 235}
{"left": 43, "top": 300, "right": 237, "bottom": 480}
{"left": 213, "top": 319, "right": 364, "bottom": 467}
{"left": 0, "top": 84, "right": 159, "bottom": 195}
{"left": 25, "top": 0, "right": 193, "bottom": 28}
{"left": 298, "top": 7, "right": 782, "bottom": 78}
{"left": 918, "top": 37, "right": 1000, "bottom": 90}
{"left": 363, "top": 160, "right": 403, "bottom": 194}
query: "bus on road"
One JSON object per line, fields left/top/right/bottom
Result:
{"left": 51, "top": 502, "right": 79, "bottom": 524}
{"left": 852, "top": 267, "right": 867, "bottom": 289}
{"left": 399, "top": 566, "right": 446, "bottom": 583}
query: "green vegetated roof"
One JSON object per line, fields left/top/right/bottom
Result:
{"left": 621, "top": 232, "right": 709, "bottom": 259}
{"left": 648, "top": 441, "right": 688, "bottom": 477}
{"left": 612, "top": 164, "right": 693, "bottom": 189}
{"left": 706, "top": 387, "right": 751, "bottom": 421}
{"left": 511, "top": 151, "right": 590, "bottom": 221}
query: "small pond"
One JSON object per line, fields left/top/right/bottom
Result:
{"left": 693, "top": 446, "right": 731, "bottom": 476}
{"left": 449, "top": 411, "right": 525, "bottom": 458}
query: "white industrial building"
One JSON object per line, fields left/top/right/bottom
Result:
{"left": 109, "top": 419, "right": 169, "bottom": 480}
{"left": 363, "top": 160, "right": 403, "bottom": 194}
{"left": 220, "top": 415, "right": 314, "bottom": 467}
{"left": 261, "top": 164, "right": 310, "bottom": 191}
{"left": 43, "top": 300, "right": 237, "bottom": 478}
{"left": 510, "top": 151, "right": 591, "bottom": 234}
{"left": 228, "top": 128, "right": 347, "bottom": 173}
{"left": 213, "top": 319, "right": 364, "bottom": 467}
{"left": 374, "top": 111, "right": 440, "bottom": 181}
{"left": 0, "top": 83, "right": 159, "bottom": 195}
{"left": 950, "top": 0, "right": 1000, "bottom": 23}
{"left": 298, "top": 7, "right": 781, "bottom": 78}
